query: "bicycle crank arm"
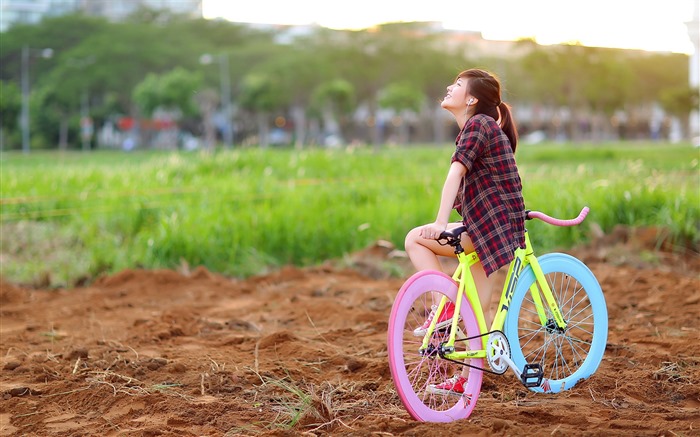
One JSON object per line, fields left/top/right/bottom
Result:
{"left": 499, "top": 353, "right": 522, "bottom": 378}
{"left": 502, "top": 356, "right": 545, "bottom": 388}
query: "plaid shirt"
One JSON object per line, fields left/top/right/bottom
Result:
{"left": 451, "top": 114, "right": 525, "bottom": 276}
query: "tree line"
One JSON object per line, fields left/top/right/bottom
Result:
{"left": 0, "top": 9, "right": 696, "bottom": 150}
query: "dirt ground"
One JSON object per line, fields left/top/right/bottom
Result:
{"left": 1, "top": 226, "right": 699, "bottom": 436}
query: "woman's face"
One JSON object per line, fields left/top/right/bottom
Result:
{"left": 441, "top": 77, "right": 473, "bottom": 111}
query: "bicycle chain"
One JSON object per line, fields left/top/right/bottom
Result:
{"left": 438, "top": 330, "right": 505, "bottom": 375}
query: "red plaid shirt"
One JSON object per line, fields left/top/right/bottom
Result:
{"left": 452, "top": 114, "right": 525, "bottom": 276}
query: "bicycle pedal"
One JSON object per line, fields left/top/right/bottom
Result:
{"left": 520, "top": 363, "right": 544, "bottom": 388}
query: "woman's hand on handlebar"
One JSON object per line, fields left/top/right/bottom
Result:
{"left": 419, "top": 222, "right": 448, "bottom": 240}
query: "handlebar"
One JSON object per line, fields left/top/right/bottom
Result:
{"left": 526, "top": 207, "right": 589, "bottom": 226}
{"left": 437, "top": 207, "right": 590, "bottom": 246}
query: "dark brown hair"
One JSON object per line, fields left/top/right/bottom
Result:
{"left": 457, "top": 69, "right": 518, "bottom": 153}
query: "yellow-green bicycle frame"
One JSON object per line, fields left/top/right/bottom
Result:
{"left": 418, "top": 230, "right": 568, "bottom": 361}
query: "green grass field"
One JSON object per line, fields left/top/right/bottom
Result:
{"left": 1, "top": 142, "right": 698, "bottom": 287}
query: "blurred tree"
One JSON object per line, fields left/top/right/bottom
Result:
{"left": 311, "top": 79, "right": 356, "bottom": 145}
{"left": 0, "top": 15, "right": 693, "bottom": 148}
{"left": 0, "top": 14, "right": 106, "bottom": 82}
{"left": 133, "top": 67, "right": 203, "bottom": 148}
{"left": 33, "top": 82, "right": 76, "bottom": 150}
{"left": 0, "top": 81, "right": 22, "bottom": 149}
{"left": 581, "top": 48, "right": 634, "bottom": 139}
{"left": 582, "top": 49, "right": 634, "bottom": 112}
{"left": 33, "top": 53, "right": 98, "bottom": 150}
{"left": 239, "top": 73, "right": 284, "bottom": 147}
{"left": 660, "top": 86, "right": 699, "bottom": 138}
{"left": 267, "top": 35, "right": 335, "bottom": 148}
{"left": 628, "top": 53, "right": 688, "bottom": 107}
{"left": 519, "top": 44, "right": 656, "bottom": 140}
{"left": 519, "top": 45, "right": 569, "bottom": 137}
{"left": 414, "top": 45, "right": 470, "bottom": 144}
{"left": 378, "top": 81, "right": 424, "bottom": 144}
{"left": 378, "top": 82, "right": 423, "bottom": 113}
{"left": 519, "top": 46, "right": 561, "bottom": 104}
{"left": 134, "top": 67, "right": 202, "bottom": 116}
{"left": 194, "top": 88, "right": 218, "bottom": 150}
{"left": 227, "top": 41, "right": 287, "bottom": 145}
{"left": 326, "top": 23, "right": 446, "bottom": 147}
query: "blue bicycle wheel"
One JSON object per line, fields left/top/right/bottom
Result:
{"left": 504, "top": 253, "right": 608, "bottom": 393}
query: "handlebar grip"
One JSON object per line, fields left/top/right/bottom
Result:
{"left": 527, "top": 207, "right": 589, "bottom": 226}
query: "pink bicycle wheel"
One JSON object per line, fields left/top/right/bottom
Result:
{"left": 387, "top": 270, "right": 484, "bottom": 422}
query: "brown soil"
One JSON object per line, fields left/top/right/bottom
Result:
{"left": 1, "top": 226, "right": 699, "bottom": 436}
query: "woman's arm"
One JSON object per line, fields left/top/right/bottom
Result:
{"left": 436, "top": 161, "right": 467, "bottom": 224}
{"left": 420, "top": 161, "right": 467, "bottom": 239}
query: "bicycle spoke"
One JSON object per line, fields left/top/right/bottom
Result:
{"left": 536, "top": 274, "right": 594, "bottom": 377}
{"left": 518, "top": 327, "right": 544, "bottom": 352}
{"left": 565, "top": 298, "right": 592, "bottom": 320}
{"left": 568, "top": 320, "right": 595, "bottom": 339}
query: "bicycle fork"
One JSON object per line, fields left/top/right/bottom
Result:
{"left": 506, "top": 233, "right": 569, "bottom": 387}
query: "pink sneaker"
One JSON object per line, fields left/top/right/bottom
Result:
{"left": 412, "top": 302, "right": 457, "bottom": 336}
{"left": 427, "top": 374, "right": 468, "bottom": 396}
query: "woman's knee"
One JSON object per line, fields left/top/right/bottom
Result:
{"left": 406, "top": 226, "right": 423, "bottom": 243}
{"left": 404, "top": 227, "right": 422, "bottom": 252}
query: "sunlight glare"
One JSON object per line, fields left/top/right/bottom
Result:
{"left": 203, "top": 0, "right": 697, "bottom": 53}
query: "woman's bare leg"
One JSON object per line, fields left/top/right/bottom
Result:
{"left": 404, "top": 223, "right": 462, "bottom": 272}
{"left": 405, "top": 223, "right": 499, "bottom": 325}
{"left": 406, "top": 223, "right": 503, "bottom": 383}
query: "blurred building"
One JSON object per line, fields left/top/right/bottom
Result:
{"left": 0, "top": 0, "right": 79, "bottom": 32}
{"left": 0, "top": 0, "right": 202, "bottom": 32}
{"left": 79, "top": 0, "right": 202, "bottom": 21}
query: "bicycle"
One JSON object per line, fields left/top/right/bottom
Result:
{"left": 387, "top": 207, "right": 608, "bottom": 422}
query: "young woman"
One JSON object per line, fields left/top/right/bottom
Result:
{"left": 404, "top": 68, "right": 525, "bottom": 394}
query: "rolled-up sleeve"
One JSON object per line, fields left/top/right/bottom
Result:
{"left": 451, "top": 118, "right": 487, "bottom": 173}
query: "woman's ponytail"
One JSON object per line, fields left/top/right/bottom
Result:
{"left": 498, "top": 102, "right": 518, "bottom": 153}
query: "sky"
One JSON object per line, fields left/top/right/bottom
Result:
{"left": 203, "top": 0, "right": 698, "bottom": 54}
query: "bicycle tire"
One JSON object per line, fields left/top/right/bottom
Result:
{"left": 504, "top": 253, "right": 608, "bottom": 393}
{"left": 387, "top": 270, "right": 484, "bottom": 422}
